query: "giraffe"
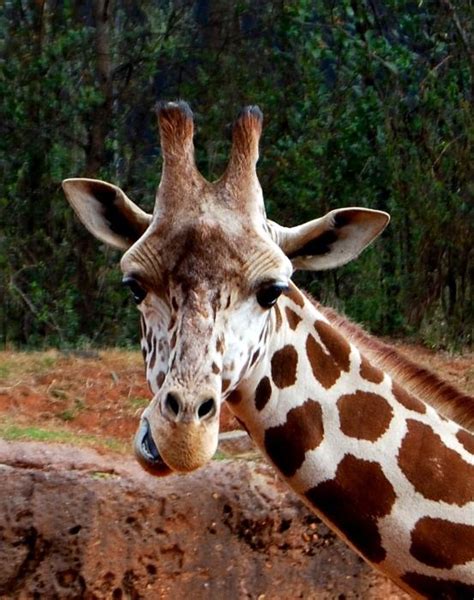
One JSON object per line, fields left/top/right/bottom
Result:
{"left": 63, "top": 102, "right": 474, "bottom": 599}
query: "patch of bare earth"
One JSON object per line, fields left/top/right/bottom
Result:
{"left": 0, "top": 350, "right": 239, "bottom": 454}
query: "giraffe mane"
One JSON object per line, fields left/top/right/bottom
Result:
{"left": 310, "top": 298, "right": 474, "bottom": 433}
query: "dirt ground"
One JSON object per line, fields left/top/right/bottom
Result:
{"left": 0, "top": 343, "right": 472, "bottom": 454}
{"left": 0, "top": 349, "right": 242, "bottom": 455}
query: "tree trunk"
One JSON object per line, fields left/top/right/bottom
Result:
{"left": 85, "top": 0, "right": 114, "bottom": 176}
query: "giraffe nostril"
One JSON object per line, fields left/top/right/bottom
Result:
{"left": 197, "top": 397, "right": 216, "bottom": 420}
{"left": 165, "top": 392, "right": 181, "bottom": 417}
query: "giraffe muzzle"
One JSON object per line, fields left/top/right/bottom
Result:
{"left": 134, "top": 389, "right": 221, "bottom": 475}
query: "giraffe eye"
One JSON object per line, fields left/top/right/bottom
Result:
{"left": 122, "top": 276, "right": 147, "bottom": 305}
{"left": 256, "top": 282, "right": 288, "bottom": 309}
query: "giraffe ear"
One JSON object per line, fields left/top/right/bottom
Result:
{"left": 268, "top": 208, "right": 390, "bottom": 271}
{"left": 62, "top": 178, "right": 152, "bottom": 250}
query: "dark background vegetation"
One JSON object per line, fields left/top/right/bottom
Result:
{"left": 0, "top": 0, "right": 472, "bottom": 349}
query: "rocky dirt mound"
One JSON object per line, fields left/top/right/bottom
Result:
{"left": 0, "top": 440, "right": 407, "bottom": 599}
{"left": 3, "top": 345, "right": 467, "bottom": 598}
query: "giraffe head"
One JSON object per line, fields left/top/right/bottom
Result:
{"left": 63, "top": 102, "right": 389, "bottom": 475}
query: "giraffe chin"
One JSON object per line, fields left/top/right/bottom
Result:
{"left": 152, "top": 420, "right": 219, "bottom": 473}
{"left": 133, "top": 418, "right": 173, "bottom": 477}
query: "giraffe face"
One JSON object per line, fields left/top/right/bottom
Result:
{"left": 63, "top": 101, "right": 389, "bottom": 476}
{"left": 121, "top": 211, "right": 292, "bottom": 474}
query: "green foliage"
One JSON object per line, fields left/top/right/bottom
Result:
{"left": 0, "top": 0, "right": 472, "bottom": 349}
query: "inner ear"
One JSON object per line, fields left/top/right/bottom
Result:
{"left": 270, "top": 208, "right": 390, "bottom": 271}
{"left": 63, "top": 178, "right": 152, "bottom": 250}
{"left": 287, "top": 228, "right": 339, "bottom": 259}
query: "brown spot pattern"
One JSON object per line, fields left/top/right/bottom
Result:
{"left": 170, "top": 330, "right": 177, "bottom": 349}
{"left": 457, "top": 428, "right": 474, "bottom": 455}
{"left": 264, "top": 399, "right": 324, "bottom": 477}
{"left": 315, "top": 320, "right": 351, "bottom": 372}
{"left": 216, "top": 338, "right": 224, "bottom": 354}
{"left": 392, "top": 382, "right": 426, "bottom": 414}
{"left": 410, "top": 517, "right": 474, "bottom": 569}
{"left": 359, "top": 356, "right": 384, "bottom": 384}
{"left": 255, "top": 376, "right": 272, "bottom": 411}
{"left": 168, "top": 315, "right": 176, "bottom": 331}
{"left": 337, "top": 391, "right": 393, "bottom": 441}
{"left": 271, "top": 345, "right": 298, "bottom": 389}
{"left": 398, "top": 419, "right": 474, "bottom": 506}
{"left": 156, "top": 372, "right": 166, "bottom": 389}
{"left": 227, "top": 389, "right": 242, "bottom": 405}
{"left": 146, "top": 329, "right": 153, "bottom": 352}
{"left": 212, "top": 362, "right": 220, "bottom": 375}
{"left": 401, "top": 572, "right": 474, "bottom": 599}
{"left": 274, "top": 305, "right": 282, "bottom": 332}
{"left": 285, "top": 307, "right": 302, "bottom": 330}
{"left": 250, "top": 349, "right": 260, "bottom": 367}
{"left": 305, "top": 456, "right": 396, "bottom": 564}
{"left": 148, "top": 347, "right": 157, "bottom": 370}
{"left": 284, "top": 285, "right": 305, "bottom": 307}
{"left": 221, "top": 379, "right": 231, "bottom": 393}
{"left": 306, "top": 334, "right": 341, "bottom": 389}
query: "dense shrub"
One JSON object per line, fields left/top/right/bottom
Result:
{"left": 0, "top": 0, "right": 472, "bottom": 349}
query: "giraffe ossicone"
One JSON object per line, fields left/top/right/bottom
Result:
{"left": 63, "top": 101, "right": 474, "bottom": 598}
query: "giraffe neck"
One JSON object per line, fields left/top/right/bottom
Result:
{"left": 228, "top": 284, "right": 474, "bottom": 598}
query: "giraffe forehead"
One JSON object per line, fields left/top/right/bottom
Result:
{"left": 166, "top": 220, "right": 247, "bottom": 286}
{"left": 123, "top": 215, "right": 289, "bottom": 292}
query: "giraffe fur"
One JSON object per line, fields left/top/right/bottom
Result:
{"left": 63, "top": 101, "right": 474, "bottom": 599}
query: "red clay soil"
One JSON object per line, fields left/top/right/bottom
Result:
{"left": 0, "top": 344, "right": 472, "bottom": 452}
{"left": 0, "top": 350, "right": 240, "bottom": 452}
